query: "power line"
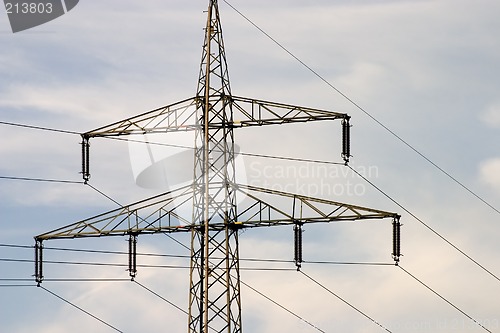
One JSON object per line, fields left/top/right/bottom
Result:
{"left": 85, "top": 183, "right": 122, "bottom": 206}
{"left": 2, "top": 252, "right": 325, "bottom": 331}
{"left": 0, "top": 278, "right": 129, "bottom": 283}
{"left": 0, "top": 120, "right": 80, "bottom": 135}
{"left": 134, "top": 280, "right": 188, "bottom": 315}
{"left": 0, "top": 243, "right": 32, "bottom": 249}
{"left": 221, "top": 0, "right": 500, "bottom": 218}
{"left": 0, "top": 243, "right": 395, "bottom": 267}
{"left": 0, "top": 175, "right": 83, "bottom": 184}
{"left": 300, "top": 270, "right": 392, "bottom": 333}
{"left": 1, "top": 246, "right": 326, "bottom": 330}
{"left": 0, "top": 257, "right": 315, "bottom": 272}
{"left": 239, "top": 279, "right": 327, "bottom": 333}
{"left": 304, "top": 260, "right": 394, "bottom": 267}
{"left": 348, "top": 164, "right": 500, "bottom": 284}
{"left": 39, "top": 285, "right": 125, "bottom": 333}
{"left": 0, "top": 284, "right": 36, "bottom": 288}
{"left": 398, "top": 265, "right": 492, "bottom": 333}
{"left": 104, "top": 133, "right": 346, "bottom": 166}
{"left": 0, "top": 257, "right": 191, "bottom": 269}
{"left": 43, "top": 278, "right": 131, "bottom": 282}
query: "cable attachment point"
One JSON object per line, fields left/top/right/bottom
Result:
{"left": 341, "top": 116, "right": 351, "bottom": 165}
{"left": 294, "top": 222, "right": 303, "bottom": 271}
{"left": 35, "top": 238, "right": 44, "bottom": 286}
{"left": 392, "top": 216, "right": 402, "bottom": 264}
{"left": 128, "top": 234, "right": 138, "bottom": 280}
{"left": 81, "top": 134, "right": 90, "bottom": 184}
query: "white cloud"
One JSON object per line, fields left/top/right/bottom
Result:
{"left": 479, "top": 158, "right": 500, "bottom": 191}
{"left": 481, "top": 104, "right": 500, "bottom": 128}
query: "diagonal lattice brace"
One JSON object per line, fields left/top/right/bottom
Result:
{"left": 84, "top": 97, "right": 201, "bottom": 138}
{"left": 234, "top": 184, "right": 399, "bottom": 226}
{"left": 34, "top": 185, "right": 196, "bottom": 241}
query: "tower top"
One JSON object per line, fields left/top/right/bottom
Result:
{"left": 197, "top": 0, "right": 231, "bottom": 100}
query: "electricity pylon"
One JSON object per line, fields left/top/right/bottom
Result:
{"left": 34, "top": 1, "right": 401, "bottom": 332}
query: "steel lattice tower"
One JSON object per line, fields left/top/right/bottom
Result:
{"left": 34, "top": 2, "right": 401, "bottom": 332}
{"left": 191, "top": 3, "right": 241, "bottom": 332}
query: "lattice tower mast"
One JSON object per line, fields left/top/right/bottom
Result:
{"left": 190, "top": 2, "right": 241, "bottom": 332}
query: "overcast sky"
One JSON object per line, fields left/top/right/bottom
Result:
{"left": 1, "top": 0, "right": 500, "bottom": 332}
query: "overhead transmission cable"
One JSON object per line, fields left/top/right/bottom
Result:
{"left": 239, "top": 279, "right": 327, "bottom": 333}
{"left": 0, "top": 242, "right": 395, "bottom": 267}
{"left": 39, "top": 285, "right": 125, "bottom": 333}
{"left": 0, "top": 256, "right": 297, "bottom": 272}
{"left": 300, "top": 270, "right": 392, "bottom": 333}
{"left": 0, "top": 120, "right": 80, "bottom": 135}
{"left": 134, "top": 280, "right": 188, "bottom": 315}
{"left": 103, "top": 133, "right": 347, "bottom": 166}
{"left": 348, "top": 165, "right": 500, "bottom": 283}
{"left": 0, "top": 175, "right": 83, "bottom": 184}
{"left": 399, "top": 265, "right": 493, "bottom": 333}
{"left": 0, "top": 255, "right": 388, "bottom": 272}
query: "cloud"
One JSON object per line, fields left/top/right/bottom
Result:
{"left": 479, "top": 158, "right": 500, "bottom": 191}
{"left": 481, "top": 103, "right": 500, "bottom": 128}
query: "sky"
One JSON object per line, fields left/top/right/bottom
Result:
{"left": 1, "top": 0, "right": 500, "bottom": 332}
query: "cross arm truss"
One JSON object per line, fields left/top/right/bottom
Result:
{"left": 35, "top": 184, "right": 399, "bottom": 241}
{"left": 230, "top": 96, "right": 347, "bottom": 127}
{"left": 34, "top": 183, "right": 401, "bottom": 283}
{"left": 81, "top": 96, "right": 348, "bottom": 139}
